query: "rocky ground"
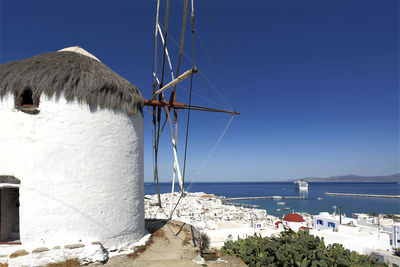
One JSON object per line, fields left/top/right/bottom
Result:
{"left": 87, "top": 220, "right": 246, "bottom": 267}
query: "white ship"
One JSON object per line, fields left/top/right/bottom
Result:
{"left": 294, "top": 179, "right": 308, "bottom": 191}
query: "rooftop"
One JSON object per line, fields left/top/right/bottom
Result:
{"left": 0, "top": 46, "right": 143, "bottom": 116}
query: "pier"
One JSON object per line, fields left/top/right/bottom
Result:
{"left": 222, "top": 196, "right": 306, "bottom": 201}
{"left": 324, "top": 192, "right": 400, "bottom": 199}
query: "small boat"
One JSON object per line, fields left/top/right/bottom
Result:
{"left": 276, "top": 208, "right": 281, "bottom": 211}
{"left": 284, "top": 207, "right": 290, "bottom": 211}
{"left": 277, "top": 202, "right": 286, "bottom": 205}
{"left": 294, "top": 179, "right": 308, "bottom": 191}
{"left": 317, "top": 197, "right": 323, "bottom": 200}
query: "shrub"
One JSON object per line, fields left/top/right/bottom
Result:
{"left": 200, "top": 233, "right": 210, "bottom": 251}
{"left": 369, "top": 212, "right": 379, "bottom": 217}
{"left": 221, "top": 229, "right": 380, "bottom": 267}
{"left": 394, "top": 248, "right": 400, "bottom": 257}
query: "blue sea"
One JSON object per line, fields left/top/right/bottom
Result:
{"left": 145, "top": 182, "right": 400, "bottom": 217}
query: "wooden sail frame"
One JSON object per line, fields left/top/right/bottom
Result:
{"left": 149, "top": 0, "right": 239, "bottom": 211}
{"left": 144, "top": 100, "right": 240, "bottom": 115}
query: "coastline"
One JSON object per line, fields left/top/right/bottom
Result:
{"left": 145, "top": 191, "right": 399, "bottom": 256}
{"left": 145, "top": 182, "right": 400, "bottom": 217}
{"left": 145, "top": 192, "right": 282, "bottom": 248}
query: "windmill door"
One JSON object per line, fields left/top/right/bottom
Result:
{"left": 0, "top": 176, "right": 20, "bottom": 244}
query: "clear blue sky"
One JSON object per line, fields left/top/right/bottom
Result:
{"left": 1, "top": 1, "right": 398, "bottom": 182}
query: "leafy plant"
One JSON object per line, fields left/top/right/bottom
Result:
{"left": 394, "top": 247, "right": 400, "bottom": 257}
{"left": 221, "top": 229, "right": 381, "bottom": 267}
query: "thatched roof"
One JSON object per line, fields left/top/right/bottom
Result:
{"left": 0, "top": 47, "right": 143, "bottom": 116}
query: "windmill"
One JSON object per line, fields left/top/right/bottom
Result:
{"left": 143, "top": 0, "right": 239, "bottom": 211}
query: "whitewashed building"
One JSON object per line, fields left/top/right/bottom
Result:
{"left": 0, "top": 47, "right": 145, "bottom": 264}
{"left": 281, "top": 213, "right": 307, "bottom": 231}
{"left": 313, "top": 212, "right": 340, "bottom": 231}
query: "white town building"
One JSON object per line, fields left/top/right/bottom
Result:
{"left": 313, "top": 212, "right": 340, "bottom": 231}
{"left": 0, "top": 47, "right": 145, "bottom": 265}
{"left": 280, "top": 213, "right": 308, "bottom": 231}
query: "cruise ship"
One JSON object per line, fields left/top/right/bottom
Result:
{"left": 294, "top": 179, "right": 308, "bottom": 190}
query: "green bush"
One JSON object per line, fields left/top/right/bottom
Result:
{"left": 221, "top": 229, "right": 381, "bottom": 267}
{"left": 394, "top": 247, "right": 400, "bottom": 257}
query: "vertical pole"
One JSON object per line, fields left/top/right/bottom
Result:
{"left": 154, "top": 148, "right": 161, "bottom": 207}
{"left": 152, "top": 0, "right": 161, "bottom": 208}
{"left": 338, "top": 206, "right": 342, "bottom": 224}
{"left": 153, "top": 83, "right": 161, "bottom": 208}
{"left": 161, "top": 97, "right": 183, "bottom": 191}
{"left": 155, "top": 97, "right": 162, "bottom": 207}
{"left": 154, "top": 0, "right": 170, "bottom": 208}
{"left": 181, "top": 4, "right": 196, "bottom": 197}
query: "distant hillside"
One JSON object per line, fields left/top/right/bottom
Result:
{"left": 288, "top": 173, "right": 400, "bottom": 183}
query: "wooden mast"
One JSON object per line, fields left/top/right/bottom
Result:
{"left": 150, "top": 0, "right": 239, "bottom": 210}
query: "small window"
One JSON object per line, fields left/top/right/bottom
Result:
{"left": 19, "top": 88, "right": 39, "bottom": 107}
{"left": 317, "top": 219, "right": 323, "bottom": 225}
{"left": 21, "top": 89, "right": 34, "bottom": 105}
{"left": 15, "top": 88, "right": 40, "bottom": 114}
{"left": 328, "top": 222, "right": 336, "bottom": 228}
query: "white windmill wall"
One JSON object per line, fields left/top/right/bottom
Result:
{"left": 0, "top": 93, "right": 144, "bottom": 249}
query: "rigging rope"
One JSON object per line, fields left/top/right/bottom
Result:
{"left": 176, "top": 84, "right": 228, "bottom": 109}
{"left": 167, "top": 114, "right": 235, "bottom": 219}
{"left": 162, "top": 28, "right": 233, "bottom": 110}
{"left": 170, "top": 0, "right": 188, "bottom": 211}
{"left": 160, "top": 0, "right": 171, "bottom": 89}
{"left": 198, "top": 71, "right": 232, "bottom": 109}
{"left": 181, "top": 2, "right": 196, "bottom": 195}
{"left": 196, "top": 32, "right": 236, "bottom": 111}
{"left": 149, "top": 0, "right": 238, "bottom": 218}
{"left": 154, "top": 0, "right": 171, "bottom": 207}
{"left": 196, "top": 33, "right": 220, "bottom": 89}
{"left": 207, "top": 2, "right": 236, "bottom": 111}
{"left": 186, "top": 115, "right": 234, "bottom": 193}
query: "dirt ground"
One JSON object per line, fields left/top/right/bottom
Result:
{"left": 88, "top": 220, "right": 246, "bottom": 267}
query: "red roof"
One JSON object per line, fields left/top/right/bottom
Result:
{"left": 283, "top": 213, "right": 305, "bottom": 222}
{"left": 299, "top": 226, "right": 312, "bottom": 230}
{"left": 275, "top": 221, "right": 282, "bottom": 228}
